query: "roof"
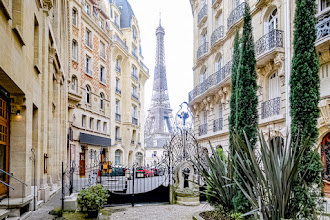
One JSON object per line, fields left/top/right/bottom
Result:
{"left": 112, "top": 0, "right": 135, "bottom": 28}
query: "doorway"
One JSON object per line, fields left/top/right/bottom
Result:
{"left": 0, "top": 89, "right": 9, "bottom": 196}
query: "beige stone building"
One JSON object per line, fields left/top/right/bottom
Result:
{"left": 67, "top": 0, "right": 149, "bottom": 172}
{"left": 188, "top": 0, "right": 330, "bottom": 186}
{"left": 0, "top": 0, "right": 69, "bottom": 217}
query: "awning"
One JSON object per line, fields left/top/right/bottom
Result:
{"left": 79, "top": 133, "right": 111, "bottom": 147}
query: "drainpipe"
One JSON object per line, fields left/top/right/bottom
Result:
{"left": 284, "top": 0, "right": 291, "bottom": 130}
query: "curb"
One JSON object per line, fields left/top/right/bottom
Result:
{"left": 192, "top": 211, "right": 205, "bottom": 220}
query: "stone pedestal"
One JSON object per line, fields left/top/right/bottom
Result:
{"left": 176, "top": 189, "right": 200, "bottom": 206}
{"left": 39, "top": 185, "right": 50, "bottom": 203}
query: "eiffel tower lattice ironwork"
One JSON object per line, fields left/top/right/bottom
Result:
{"left": 145, "top": 17, "right": 174, "bottom": 150}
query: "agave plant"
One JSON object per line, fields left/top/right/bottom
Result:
{"left": 232, "top": 131, "right": 316, "bottom": 219}
{"left": 194, "top": 141, "right": 236, "bottom": 213}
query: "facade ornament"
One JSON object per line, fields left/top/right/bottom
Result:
{"left": 274, "top": 53, "right": 285, "bottom": 86}
{"left": 320, "top": 48, "right": 330, "bottom": 64}
{"left": 207, "top": 96, "right": 214, "bottom": 112}
{"left": 256, "top": 67, "right": 264, "bottom": 92}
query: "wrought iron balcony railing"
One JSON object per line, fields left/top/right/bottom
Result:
{"left": 199, "top": 123, "right": 208, "bottom": 136}
{"left": 255, "top": 29, "right": 284, "bottom": 57}
{"left": 227, "top": 2, "right": 246, "bottom": 30}
{"left": 197, "top": 42, "right": 208, "bottom": 59}
{"left": 198, "top": 4, "right": 207, "bottom": 24}
{"left": 115, "top": 65, "right": 121, "bottom": 73}
{"left": 188, "top": 60, "right": 232, "bottom": 102}
{"left": 115, "top": 137, "right": 122, "bottom": 142}
{"left": 211, "top": 26, "right": 224, "bottom": 46}
{"left": 261, "top": 97, "right": 281, "bottom": 119}
{"left": 113, "top": 34, "right": 128, "bottom": 52}
{"left": 115, "top": 113, "right": 121, "bottom": 122}
{"left": 140, "top": 61, "right": 149, "bottom": 74}
{"left": 131, "top": 73, "right": 138, "bottom": 81}
{"left": 213, "top": 118, "right": 223, "bottom": 132}
{"left": 316, "top": 12, "right": 330, "bottom": 41}
{"left": 115, "top": 88, "right": 121, "bottom": 95}
{"left": 132, "top": 93, "right": 139, "bottom": 101}
{"left": 132, "top": 117, "right": 138, "bottom": 125}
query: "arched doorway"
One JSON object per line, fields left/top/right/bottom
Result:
{"left": 322, "top": 133, "right": 330, "bottom": 181}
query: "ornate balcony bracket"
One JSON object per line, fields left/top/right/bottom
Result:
{"left": 274, "top": 53, "right": 285, "bottom": 86}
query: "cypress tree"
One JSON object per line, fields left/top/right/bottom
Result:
{"left": 289, "top": 0, "right": 323, "bottom": 217}
{"left": 232, "top": 4, "right": 258, "bottom": 213}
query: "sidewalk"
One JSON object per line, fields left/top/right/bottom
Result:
{"left": 26, "top": 190, "right": 61, "bottom": 220}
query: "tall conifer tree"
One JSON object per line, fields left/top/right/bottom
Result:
{"left": 289, "top": 0, "right": 323, "bottom": 217}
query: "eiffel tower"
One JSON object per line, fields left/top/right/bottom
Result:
{"left": 144, "top": 17, "right": 174, "bottom": 159}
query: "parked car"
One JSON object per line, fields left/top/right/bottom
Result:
{"left": 136, "top": 166, "right": 146, "bottom": 178}
{"left": 109, "top": 165, "right": 126, "bottom": 176}
{"left": 144, "top": 168, "right": 154, "bottom": 177}
{"left": 150, "top": 166, "right": 165, "bottom": 176}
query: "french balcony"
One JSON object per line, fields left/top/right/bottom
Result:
{"left": 115, "top": 113, "right": 121, "bottom": 122}
{"left": 211, "top": 26, "right": 224, "bottom": 46}
{"left": 115, "top": 137, "right": 122, "bottom": 142}
{"left": 261, "top": 97, "right": 281, "bottom": 119}
{"left": 227, "top": 2, "right": 246, "bottom": 30}
{"left": 115, "top": 87, "right": 121, "bottom": 95}
{"left": 115, "top": 65, "right": 121, "bottom": 73}
{"left": 197, "top": 4, "right": 207, "bottom": 26}
{"left": 113, "top": 34, "right": 128, "bottom": 52}
{"left": 213, "top": 118, "right": 223, "bottom": 132}
{"left": 188, "top": 60, "right": 232, "bottom": 103}
{"left": 197, "top": 42, "right": 208, "bottom": 60}
{"left": 132, "top": 117, "right": 138, "bottom": 125}
{"left": 316, "top": 10, "right": 330, "bottom": 47}
{"left": 132, "top": 93, "right": 139, "bottom": 101}
{"left": 131, "top": 73, "right": 138, "bottom": 81}
{"left": 199, "top": 123, "right": 208, "bottom": 136}
{"left": 255, "top": 29, "right": 284, "bottom": 66}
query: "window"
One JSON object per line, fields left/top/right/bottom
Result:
{"left": 114, "top": 14, "right": 119, "bottom": 27}
{"left": 132, "top": 45, "right": 138, "bottom": 58}
{"left": 132, "top": 65, "right": 138, "bottom": 80}
{"left": 85, "top": 56, "right": 92, "bottom": 75}
{"left": 85, "top": 29, "right": 92, "bottom": 48}
{"left": 115, "top": 150, "right": 122, "bottom": 165}
{"left": 132, "top": 105, "right": 137, "bottom": 118}
{"left": 72, "top": 8, "right": 77, "bottom": 26}
{"left": 200, "top": 68, "right": 207, "bottom": 83}
{"left": 321, "top": 0, "right": 330, "bottom": 11}
{"left": 203, "top": 111, "right": 208, "bottom": 124}
{"left": 269, "top": 72, "right": 280, "bottom": 100}
{"left": 99, "top": 19, "right": 104, "bottom": 29}
{"left": 116, "top": 78, "right": 120, "bottom": 90}
{"left": 86, "top": 85, "right": 91, "bottom": 104}
{"left": 71, "top": 75, "right": 78, "bottom": 92}
{"left": 97, "top": 120, "right": 101, "bottom": 131}
{"left": 132, "top": 85, "right": 137, "bottom": 96}
{"left": 100, "top": 66, "right": 106, "bottom": 83}
{"left": 103, "top": 122, "right": 107, "bottom": 133}
{"left": 84, "top": 3, "right": 90, "bottom": 15}
{"left": 133, "top": 26, "right": 137, "bottom": 40}
{"left": 115, "top": 127, "right": 120, "bottom": 138}
{"left": 82, "top": 115, "right": 86, "bottom": 128}
{"left": 72, "top": 40, "right": 78, "bottom": 61}
{"left": 116, "top": 100, "right": 120, "bottom": 114}
{"left": 233, "top": 0, "right": 240, "bottom": 9}
{"left": 100, "top": 93, "right": 104, "bottom": 109}
{"left": 34, "top": 17, "right": 39, "bottom": 67}
{"left": 100, "top": 42, "right": 105, "bottom": 59}
{"left": 89, "top": 117, "right": 94, "bottom": 129}
{"left": 266, "top": 8, "right": 278, "bottom": 34}
{"left": 219, "top": 103, "right": 223, "bottom": 118}
{"left": 215, "top": 56, "right": 222, "bottom": 72}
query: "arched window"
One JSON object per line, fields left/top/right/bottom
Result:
{"left": 72, "top": 8, "right": 77, "bottom": 26}
{"left": 266, "top": 8, "right": 278, "bottom": 34}
{"left": 86, "top": 85, "right": 91, "bottom": 104}
{"left": 200, "top": 68, "right": 207, "bottom": 83}
{"left": 132, "top": 26, "right": 137, "bottom": 40}
{"left": 72, "top": 40, "right": 78, "bottom": 61}
{"left": 215, "top": 56, "right": 222, "bottom": 72}
{"left": 135, "top": 152, "right": 143, "bottom": 165}
{"left": 71, "top": 75, "right": 78, "bottom": 92}
{"left": 269, "top": 72, "right": 280, "bottom": 100}
{"left": 100, "top": 93, "right": 104, "bottom": 110}
{"left": 115, "top": 149, "right": 122, "bottom": 165}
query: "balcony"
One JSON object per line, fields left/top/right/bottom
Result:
{"left": 197, "top": 4, "right": 207, "bottom": 26}
{"left": 113, "top": 34, "right": 128, "bottom": 52}
{"left": 316, "top": 11, "right": 330, "bottom": 44}
{"left": 115, "top": 137, "right": 122, "bottom": 142}
{"left": 115, "top": 65, "right": 121, "bottom": 73}
{"left": 132, "top": 93, "right": 139, "bottom": 101}
{"left": 188, "top": 60, "right": 232, "bottom": 102}
{"left": 131, "top": 73, "right": 138, "bottom": 81}
{"left": 197, "top": 42, "right": 208, "bottom": 60}
{"left": 132, "top": 117, "right": 138, "bottom": 125}
{"left": 227, "top": 2, "right": 246, "bottom": 30}
{"left": 213, "top": 118, "right": 223, "bottom": 132}
{"left": 140, "top": 61, "right": 149, "bottom": 75}
{"left": 199, "top": 123, "right": 207, "bottom": 136}
{"left": 115, "top": 88, "right": 121, "bottom": 95}
{"left": 261, "top": 97, "right": 281, "bottom": 119}
{"left": 255, "top": 29, "right": 284, "bottom": 65}
{"left": 211, "top": 26, "right": 224, "bottom": 46}
{"left": 115, "top": 113, "right": 121, "bottom": 122}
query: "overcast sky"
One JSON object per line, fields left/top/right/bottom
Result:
{"left": 129, "top": 0, "right": 194, "bottom": 117}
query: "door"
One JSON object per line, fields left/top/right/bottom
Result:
{"left": 0, "top": 91, "right": 9, "bottom": 196}
{"left": 322, "top": 133, "right": 330, "bottom": 182}
{"left": 267, "top": 9, "right": 278, "bottom": 49}
{"left": 79, "top": 153, "right": 85, "bottom": 178}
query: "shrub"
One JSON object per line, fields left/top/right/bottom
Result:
{"left": 77, "top": 184, "right": 108, "bottom": 212}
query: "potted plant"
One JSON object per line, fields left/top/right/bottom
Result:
{"left": 77, "top": 184, "right": 108, "bottom": 218}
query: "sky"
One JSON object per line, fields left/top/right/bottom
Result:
{"left": 129, "top": 0, "right": 194, "bottom": 116}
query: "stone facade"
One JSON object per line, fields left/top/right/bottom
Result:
{"left": 0, "top": 0, "right": 69, "bottom": 205}
{"left": 188, "top": 0, "right": 330, "bottom": 179}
